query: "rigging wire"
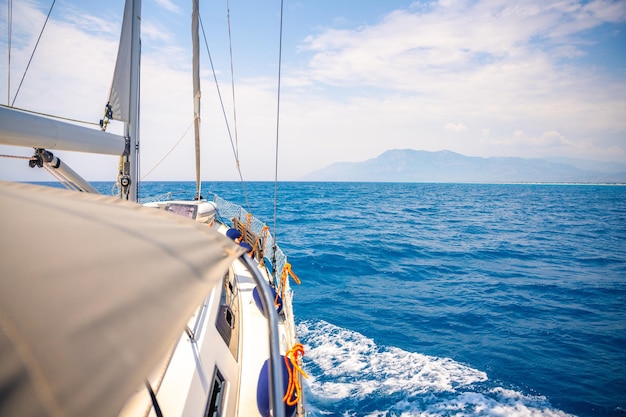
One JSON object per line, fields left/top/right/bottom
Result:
{"left": 0, "top": 104, "right": 100, "bottom": 126}
{"left": 140, "top": 120, "right": 194, "bottom": 180}
{"left": 226, "top": 0, "right": 240, "bottom": 162}
{"left": 199, "top": 12, "right": 250, "bottom": 211}
{"left": 12, "top": 0, "right": 56, "bottom": 106}
{"left": 272, "top": 0, "right": 285, "bottom": 253}
{"left": 140, "top": 8, "right": 249, "bottom": 205}
{"left": 0, "top": 154, "right": 36, "bottom": 161}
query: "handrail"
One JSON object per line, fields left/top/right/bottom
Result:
{"left": 240, "top": 254, "right": 285, "bottom": 417}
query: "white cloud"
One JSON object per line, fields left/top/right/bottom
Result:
{"left": 1, "top": 0, "right": 625, "bottom": 182}
{"left": 301, "top": 0, "right": 626, "bottom": 92}
{"left": 445, "top": 123, "right": 468, "bottom": 132}
{"left": 290, "top": 0, "right": 626, "bottom": 166}
{"left": 153, "top": 0, "right": 182, "bottom": 15}
{"left": 3, "top": 2, "right": 118, "bottom": 116}
{"left": 499, "top": 130, "right": 574, "bottom": 147}
{"left": 61, "top": 7, "right": 121, "bottom": 36}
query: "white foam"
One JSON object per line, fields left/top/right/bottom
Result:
{"left": 298, "top": 320, "right": 575, "bottom": 416}
{"left": 391, "top": 388, "right": 575, "bottom": 417}
{"left": 298, "top": 320, "right": 486, "bottom": 398}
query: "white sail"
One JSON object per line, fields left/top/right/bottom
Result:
{"left": 108, "top": 0, "right": 135, "bottom": 122}
{"left": 108, "top": 0, "right": 141, "bottom": 202}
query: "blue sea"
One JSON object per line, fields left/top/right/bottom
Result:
{"left": 90, "top": 181, "right": 626, "bottom": 416}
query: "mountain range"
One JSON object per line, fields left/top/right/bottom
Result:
{"left": 302, "top": 149, "right": 626, "bottom": 183}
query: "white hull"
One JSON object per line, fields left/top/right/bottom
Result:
{"left": 0, "top": 0, "right": 304, "bottom": 415}
{"left": 118, "top": 201, "right": 303, "bottom": 417}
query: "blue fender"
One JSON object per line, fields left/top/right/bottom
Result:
{"left": 256, "top": 356, "right": 297, "bottom": 417}
{"left": 252, "top": 286, "right": 283, "bottom": 316}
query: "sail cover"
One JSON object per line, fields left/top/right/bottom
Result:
{"left": 108, "top": 0, "right": 135, "bottom": 122}
{"left": 0, "top": 182, "right": 245, "bottom": 417}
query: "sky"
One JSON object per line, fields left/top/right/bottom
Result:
{"left": 1, "top": 0, "right": 625, "bottom": 181}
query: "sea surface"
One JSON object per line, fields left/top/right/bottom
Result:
{"left": 84, "top": 182, "right": 626, "bottom": 416}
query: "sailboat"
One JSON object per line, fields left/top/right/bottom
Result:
{"left": 0, "top": 1, "right": 305, "bottom": 417}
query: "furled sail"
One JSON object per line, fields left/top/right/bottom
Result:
{"left": 107, "top": 0, "right": 135, "bottom": 122}
{"left": 0, "top": 106, "right": 125, "bottom": 154}
{"left": 106, "top": 0, "right": 141, "bottom": 202}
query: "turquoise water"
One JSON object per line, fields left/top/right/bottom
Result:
{"left": 92, "top": 181, "right": 626, "bottom": 416}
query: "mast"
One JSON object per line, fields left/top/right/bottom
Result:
{"left": 107, "top": 0, "right": 141, "bottom": 202}
{"left": 192, "top": 0, "right": 201, "bottom": 199}
{"left": 126, "top": 0, "right": 141, "bottom": 202}
{"left": 1, "top": 1, "right": 139, "bottom": 194}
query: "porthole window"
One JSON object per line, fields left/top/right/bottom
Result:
{"left": 204, "top": 369, "right": 225, "bottom": 417}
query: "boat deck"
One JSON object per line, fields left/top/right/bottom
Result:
{"left": 224, "top": 224, "right": 295, "bottom": 417}
{"left": 115, "top": 215, "right": 300, "bottom": 417}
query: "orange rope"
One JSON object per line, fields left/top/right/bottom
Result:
{"left": 274, "top": 272, "right": 285, "bottom": 307}
{"left": 258, "top": 226, "right": 270, "bottom": 269}
{"left": 283, "top": 344, "right": 308, "bottom": 406}
{"left": 283, "top": 263, "right": 301, "bottom": 285}
{"left": 275, "top": 262, "right": 301, "bottom": 306}
{"left": 252, "top": 225, "right": 269, "bottom": 260}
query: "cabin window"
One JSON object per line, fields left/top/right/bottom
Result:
{"left": 164, "top": 203, "right": 197, "bottom": 219}
{"left": 204, "top": 369, "right": 226, "bottom": 417}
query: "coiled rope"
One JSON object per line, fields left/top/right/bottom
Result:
{"left": 283, "top": 343, "right": 308, "bottom": 406}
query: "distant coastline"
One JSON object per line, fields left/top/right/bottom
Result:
{"left": 301, "top": 149, "right": 626, "bottom": 184}
{"left": 28, "top": 180, "right": 626, "bottom": 186}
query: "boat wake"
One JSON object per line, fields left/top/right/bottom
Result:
{"left": 298, "top": 320, "right": 574, "bottom": 417}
